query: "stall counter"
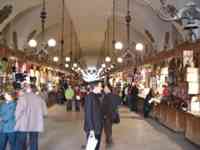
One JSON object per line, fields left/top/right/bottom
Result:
{"left": 185, "top": 111, "right": 200, "bottom": 146}
{"left": 151, "top": 102, "right": 186, "bottom": 133}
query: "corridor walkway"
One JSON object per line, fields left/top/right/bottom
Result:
{"left": 39, "top": 105, "right": 199, "bottom": 150}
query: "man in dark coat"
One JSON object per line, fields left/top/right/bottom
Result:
{"left": 84, "top": 82, "right": 104, "bottom": 150}
{"left": 102, "top": 85, "right": 113, "bottom": 147}
{"left": 102, "top": 86, "right": 122, "bottom": 148}
{"left": 131, "top": 84, "right": 139, "bottom": 112}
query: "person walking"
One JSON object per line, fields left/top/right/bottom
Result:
{"left": 131, "top": 83, "right": 139, "bottom": 112}
{"left": 102, "top": 85, "right": 113, "bottom": 148}
{"left": 80, "top": 86, "right": 87, "bottom": 107}
{"left": 84, "top": 82, "right": 104, "bottom": 150}
{"left": 15, "top": 84, "right": 48, "bottom": 150}
{"left": 0, "top": 86, "right": 17, "bottom": 150}
{"left": 65, "top": 85, "right": 75, "bottom": 111}
{"left": 127, "top": 84, "right": 134, "bottom": 111}
{"left": 75, "top": 86, "right": 81, "bottom": 112}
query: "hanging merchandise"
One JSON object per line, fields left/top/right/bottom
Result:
{"left": 21, "top": 63, "right": 27, "bottom": 73}
{"left": 40, "top": 68, "right": 46, "bottom": 84}
{"left": 187, "top": 67, "right": 199, "bottom": 95}
{"left": 30, "top": 69, "right": 35, "bottom": 77}
{"left": 0, "top": 57, "right": 8, "bottom": 74}
{"left": 0, "top": 60, "right": 3, "bottom": 75}
{"left": 183, "top": 50, "right": 193, "bottom": 67}
{"left": 35, "top": 69, "right": 41, "bottom": 88}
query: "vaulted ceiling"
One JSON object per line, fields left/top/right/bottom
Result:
{"left": 0, "top": 0, "right": 199, "bottom": 67}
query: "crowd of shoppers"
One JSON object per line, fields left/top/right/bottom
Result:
{"left": 0, "top": 83, "right": 48, "bottom": 150}
{"left": 0, "top": 78, "right": 157, "bottom": 150}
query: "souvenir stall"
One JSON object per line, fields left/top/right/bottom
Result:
{"left": 136, "top": 42, "right": 200, "bottom": 146}
{"left": 184, "top": 49, "right": 200, "bottom": 146}
{"left": 0, "top": 47, "right": 72, "bottom": 107}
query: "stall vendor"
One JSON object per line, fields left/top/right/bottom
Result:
{"left": 161, "top": 84, "right": 170, "bottom": 101}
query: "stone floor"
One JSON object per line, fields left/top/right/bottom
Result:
{"left": 39, "top": 105, "right": 199, "bottom": 150}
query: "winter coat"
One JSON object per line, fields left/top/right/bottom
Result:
{"left": 102, "top": 93, "right": 113, "bottom": 120}
{"left": 84, "top": 92, "right": 104, "bottom": 135}
{"left": 0, "top": 101, "right": 16, "bottom": 133}
{"left": 15, "top": 92, "right": 48, "bottom": 132}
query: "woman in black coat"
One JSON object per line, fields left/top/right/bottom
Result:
{"left": 84, "top": 82, "right": 104, "bottom": 150}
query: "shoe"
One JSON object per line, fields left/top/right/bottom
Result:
{"left": 106, "top": 143, "right": 113, "bottom": 149}
{"left": 81, "top": 145, "right": 86, "bottom": 149}
{"left": 106, "top": 141, "right": 113, "bottom": 149}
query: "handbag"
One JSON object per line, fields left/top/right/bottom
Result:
{"left": 86, "top": 131, "right": 98, "bottom": 150}
{"left": 112, "top": 111, "right": 120, "bottom": 124}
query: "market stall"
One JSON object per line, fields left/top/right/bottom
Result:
{"left": 121, "top": 41, "right": 200, "bottom": 145}
{"left": 0, "top": 47, "right": 74, "bottom": 107}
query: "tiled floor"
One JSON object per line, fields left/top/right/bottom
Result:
{"left": 39, "top": 105, "right": 199, "bottom": 150}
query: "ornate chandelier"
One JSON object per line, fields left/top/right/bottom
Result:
{"left": 28, "top": 0, "right": 56, "bottom": 56}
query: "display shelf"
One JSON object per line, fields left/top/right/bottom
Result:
{"left": 185, "top": 112, "right": 200, "bottom": 146}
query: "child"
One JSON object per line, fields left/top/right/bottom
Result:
{"left": 0, "top": 86, "right": 17, "bottom": 150}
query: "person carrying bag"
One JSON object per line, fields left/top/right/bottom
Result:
{"left": 84, "top": 82, "right": 104, "bottom": 150}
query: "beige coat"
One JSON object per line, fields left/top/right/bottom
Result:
{"left": 15, "top": 92, "right": 48, "bottom": 132}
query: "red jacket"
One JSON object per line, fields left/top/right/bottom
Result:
{"left": 162, "top": 87, "right": 169, "bottom": 97}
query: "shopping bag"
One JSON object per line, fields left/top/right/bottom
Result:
{"left": 86, "top": 132, "right": 98, "bottom": 150}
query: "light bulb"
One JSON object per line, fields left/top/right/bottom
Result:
{"left": 28, "top": 39, "right": 37, "bottom": 48}
{"left": 73, "top": 63, "right": 78, "bottom": 68}
{"left": 48, "top": 38, "right": 57, "bottom": 47}
{"left": 65, "top": 57, "right": 71, "bottom": 62}
{"left": 136, "top": 43, "right": 144, "bottom": 51}
{"left": 65, "top": 64, "right": 69, "bottom": 68}
{"left": 53, "top": 56, "right": 59, "bottom": 62}
{"left": 117, "top": 57, "right": 123, "bottom": 63}
{"left": 102, "top": 64, "right": 106, "bottom": 68}
{"left": 115, "top": 41, "right": 123, "bottom": 50}
{"left": 105, "top": 56, "right": 111, "bottom": 62}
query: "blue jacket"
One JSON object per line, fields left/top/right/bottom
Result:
{"left": 0, "top": 103, "right": 2, "bottom": 132}
{"left": 0, "top": 101, "right": 16, "bottom": 133}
